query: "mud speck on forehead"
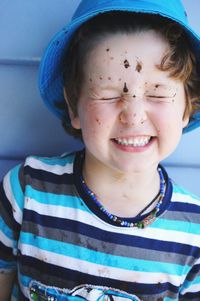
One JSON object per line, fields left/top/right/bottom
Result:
{"left": 123, "top": 82, "right": 128, "bottom": 93}
{"left": 136, "top": 61, "right": 142, "bottom": 73}
{"left": 124, "top": 59, "right": 130, "bottom": 68}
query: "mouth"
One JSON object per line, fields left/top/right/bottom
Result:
{"left": 112, "top": 136, "right": 153, "bottom": 147}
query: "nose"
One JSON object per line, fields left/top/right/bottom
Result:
{"left": 119, "top": 98, "right": 147, "bottom": 126}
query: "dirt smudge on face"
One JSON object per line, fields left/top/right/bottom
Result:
{"left": 124, "top": 59, "right": 130, "bottom": 68}
{"left": 135, "top": 60, "right": 142, "bottom": 73}
{"left": 123, "top": 82, "right": 128, "bottom": 93}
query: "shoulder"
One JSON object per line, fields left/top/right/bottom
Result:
{"left": 171, "top": 181, "right": 200, "bottom": 207}
{"left": 23, "top": 151, "right": 77, "bottom": 176}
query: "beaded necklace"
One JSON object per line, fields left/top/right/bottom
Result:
{"left": 81, "top": 167, "right": 166, "bottom": 229}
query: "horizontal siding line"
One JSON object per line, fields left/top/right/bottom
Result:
{"left": 0, "top": 157, "right": 200, "bottom": 169}
{"left": 163, "top": 162, "right": 200, "bottom": 169}
{"left": 0, "top": 57, "right": 40, "bottom": 66}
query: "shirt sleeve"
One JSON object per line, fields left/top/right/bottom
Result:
{"left": 179, "top": 257, "right": 200, "bottom": 299}
{"left": 0, "top": 163, "right": 25, "bottom": 273}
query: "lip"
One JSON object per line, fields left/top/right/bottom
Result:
{"left": 111, "top": 136, "right": 156, "bottom": 153}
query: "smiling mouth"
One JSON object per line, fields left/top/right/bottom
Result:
{"left": 112, "top": 136, "right": 153, "bottom": 147}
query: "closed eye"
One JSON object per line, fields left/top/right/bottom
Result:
{"left": 101, "top": 97, "right": 120, "bottom": 100}
{"left": 146, "top": 95, "right": 174, "bottom": 103}
{"left": 98, "top": 97, "right": 121, "bottom": 103}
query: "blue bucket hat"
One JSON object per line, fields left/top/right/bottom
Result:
{"left": 39, "top": 0, "right": 200, "bottom": 133}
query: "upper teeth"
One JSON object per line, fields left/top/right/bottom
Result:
{"left": 115, "top": 136, "right": 151, "bottom": 147}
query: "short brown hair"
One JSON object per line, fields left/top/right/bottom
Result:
{"left": 61, "top": 12, "right": 200, "bottom": 139}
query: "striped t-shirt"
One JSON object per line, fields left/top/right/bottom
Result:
{"left": 0, "top": 150, "right": 200, "bottom": 301}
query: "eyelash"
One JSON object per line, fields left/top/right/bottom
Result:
{"left": 100, "top": 97, "right": 121, "bottom": 103}
{"left": 146, "top": 95, "right": 173, "bottom": 103}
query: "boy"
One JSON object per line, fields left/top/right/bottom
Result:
{"left": 0, "top": 0, "right": 200, "bottom": 300}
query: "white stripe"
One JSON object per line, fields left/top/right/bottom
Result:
{"left": 24, "top": 156, "right": 73, "bottom": 175}
{"left": 25, "top": 198, "right": 200, "bottom": 247}
{"left": 172, "top": 191, "right": 200, "bottom": 206}
{"left": 3, "top": 172, "right": 22, "bottom": 224}
{"left": 19, "top": 243, "right": 182, "bottom": 287}
{"left": 0, "top": 229, "right": 13, "bottom": 248}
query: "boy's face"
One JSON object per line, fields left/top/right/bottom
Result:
{"left": 70, "top": 30, "right": 189, "bottom": 174}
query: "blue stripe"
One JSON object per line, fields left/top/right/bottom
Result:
{"left": 0, "top": 259, "right": 16, "bottom": 269}
{"left": 20, "top": 232, "right": 188, "bottom": 276}
{"left": 0, "top": 216, "right": 14, "bottom": 240}
{"left": 11, "top": 283, "right": 20, "bottom": 300}
{"left": 25, "top": 185, "right": 89, "bottom": 211}
{"left": 9, "top": 164, "right": 24, "bottom": 211}
{"left": 24, "top": 165, "right": 74, "bottom": 184}
{"left": 182, "top": 275, "right": 200, "bottom": 288}
{"left": 169, "top": 202, "right": 200, "bottom": 214}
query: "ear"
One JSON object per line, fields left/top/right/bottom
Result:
{"left": 63, "top": 89, "right": 81, "bottom": 129}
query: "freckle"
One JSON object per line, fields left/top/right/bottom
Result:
{"left": 89, "top": 78, "right": 93, "bottom": 82}
{"left": 136, "top": 61, "right": 142, "bottom": 73}
{"left": 124, "top": 59, "right": 130, "bottom": 68}
{"left": 106, "top": 48, "right": 110, "bottom": 52}
{"left": 110, "top": 57, "right": 114, "bottom": 60}
{"left": 99, "top": 76, "right": 103, "bottom": 80}
{"left": 133, "top": 94, "right": 136, "bottom": 98}
{"left": 95, "top": 118, "right": 101, "bottom": 125}
{"left": 118, "top": 78, "right": 122, "bottom": 81}
{"left": 172, "top": 99, "right": 175, "bottom": 102}
{"left": 123, "top": 82, "right": 128, "bottom": 93}
{"left": 155, "top": 84, "right": 159, "bottom": 88}
{"left": 108, "top": 77, "right": 111, "bottom": 80}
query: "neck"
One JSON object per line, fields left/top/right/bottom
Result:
{"left": 82, "top": 153, "right": 160, "bottom": 217}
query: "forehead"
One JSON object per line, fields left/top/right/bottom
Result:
{"left": 84, "top": 30, "right": 169, "bottom": 75}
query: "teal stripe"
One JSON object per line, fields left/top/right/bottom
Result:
{"left": 0, "top": 216, "right": 15, "bottom": 240}
{"left": 20, "top": 233, "right": 187, "bottom": 276}
{"left": 173, "top": 186, "right": 200, "bottom": 201}
{"left": 152, "top": 218, "right": 200, "bottom": 235}
{"left": 9, "top": 164, "right": 24, "bottom": 211}
{"left": 181, "top": 275, "right": 200, "bottom": 289}
{"left": 19, "top": 273, "right": 32, "bottom": 288}
{"left": 164, "top": 298, "right": 177, "bottom": 301}
{"left": 25, "top": 185, "right": 88, "bottom": 211}
{"left": 30, "top": 153, "right": 75, "bottom": 166}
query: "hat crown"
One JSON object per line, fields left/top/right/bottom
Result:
{"left": 73, "top": 0, "right": 188, "bottom": 25}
